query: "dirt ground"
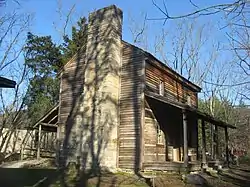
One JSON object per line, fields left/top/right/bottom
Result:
{"left": 85, "top": 165, "right": 250, "bottom": 187}
{"left": 51, "top": 165, "right": 250, "bottom": 187}
{"left": 203, "top": 165, "right": 250, "bottom": 187}
{"left": 1, "top": 160, "right": 250, "bottom": 186}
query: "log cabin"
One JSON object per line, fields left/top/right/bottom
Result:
{"left": 33, "top": 5, "right": 235, "bottom": 172}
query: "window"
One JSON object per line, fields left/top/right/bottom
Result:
{"left": 187, "top": 95, "right": 191, "bottom": 106}
{"left": 183, "top": 87, "right": 191, "bottom": 106}
{"left": 157, "top": 125, "right": 164, "bottom": 144}
{"left": 159, "top": 80, "right": 164, "bottom": 96}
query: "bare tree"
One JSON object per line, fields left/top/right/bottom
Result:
{"left": 130, "top": 9, "right": 244, "bottom": 157}
{"left": 128, "top": 12, "right": 149, "bottom": 50}
{"left": 130, "top": 17, "right": 221, "bottom": 86}
{"left": 151, "top": 0, "right": 250, "bottom": 101}
{"left": 0, "top": 5, "right": 31, "bottom": 158}
{"left": 151, "top": 0, "right": 249, "bottom": 24}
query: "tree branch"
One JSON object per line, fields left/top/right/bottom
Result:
{"left": 151, "top": 0, "right": 248, "bottom": 22}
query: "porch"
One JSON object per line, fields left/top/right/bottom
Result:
{"left": 142, "top": 161, "right": 201, "bottom": 172}
{"left": 143, "top": 91, "right": 236, "bottom": 171}
{"left": 22, "top": 105, "right": 59, "bottom": 159}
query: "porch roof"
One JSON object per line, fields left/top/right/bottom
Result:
{"left": 0, "top": 76, "right": 16, "bottom": 88}
{"left": 33, "top": 104, "right": 59, "bottom": 131}
{"left": 145, "top": 91, "right": 236, "bottom": 129}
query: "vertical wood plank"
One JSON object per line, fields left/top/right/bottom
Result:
{"left": 140, "top": 58, "right": 146, "bottom": 169}
{"left": 37, "top": 124, "right": 41, "bottom": 159}
{"left": 183, "top": 110, "right": 188, "bottom": 166}
{"left": 201, "top": 120, "right": 207, "bottom": 168}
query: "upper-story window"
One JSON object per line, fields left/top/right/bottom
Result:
{"left": 187, "top": 95, "right": 191, "bottom": 106}
{"left": 159, "top": 80, "right": 164, "bottom": 96}
{"left": 183, "top": 86, "right": 192, "bottom": 106}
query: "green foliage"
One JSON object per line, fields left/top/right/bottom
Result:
{"left": 25, "top": 32, "right": 64, "bottom": 75}
{"left": 198, "top": 97, "right": 237, "bottom": 153}
{"left": 24, "top": 17, "right": 87, "bottom": 125}
{"left": 61, "top": 17, "right": 87, "bottom": 64}
{"left": 24, "top": 76, "right": 59, "bottom": 124}
{"left": 198, "top": 97, "right": 237, "bottom": 124}
{"left": 238, "top": 155, "right": 250, "bottom": 165}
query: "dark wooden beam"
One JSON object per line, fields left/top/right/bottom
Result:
{"left": 201, "top": 119, "right": 207, "bottom": 168}
{"left": 145, "top": 91, "right": 236, "bottom": 129}
{"left": 225, "top": 127, "right": 229, "bottom": 166}
{"left": 0, "top": 76, "right": 16, "bottom": 88}
{"left": 183, "top": 110, "right": 188, "bottom": 167}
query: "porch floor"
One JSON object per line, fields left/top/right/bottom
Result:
{"left": 142, "top": 161, "right": 201, "bottom": 172}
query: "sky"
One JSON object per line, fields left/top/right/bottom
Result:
{"left": 1, "top": 0, "right": 248, "bottom": 105}
{"left": 7, "top": 0, "right": 234, "bottom": 70}
{"left": 2, "top": 0, "right": 234, "bottom": 44}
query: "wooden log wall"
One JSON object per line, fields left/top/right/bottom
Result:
{"left": 118, "top": 42, "right": 144, "bottom": 169}
{"left": 144, "top": 96, "right": 184, "bottom": 163}
{"left": 143, "top": 99, "right": 199, "bottom": 163}
{"left": 59, "top": 53, "right": 85, "bottom": 125}
{"left": 145, "top": 60, "right": 198, "bottom": 108}
{"left": 144, "top": 101, "right": 166, "bottom": 162}
{"left": 58, "top": 50, "right": 86, "bottom": 144}
{"left": 143, "top": 55, "right": 200, "bottom": 163}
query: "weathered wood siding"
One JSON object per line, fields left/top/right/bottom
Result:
{"left": 145, "top": 59, "right": 198, "bottom": 108}
{"left": 144, "top": 96, "right": 184, "bottom": 163}
{"left": 144, "top": 101, "right": 166, "bottom": 162}
{"left": 143, "top": 161, "right": 201, "bottom": 172}
{"left": 59, "top": 54, "right": 85, "bottom": 127}
{"left": 58, "top": 51, "right": 86, "bottom": 156}
{"left": 142, "top": 57, "right": 199, "bottom": 163}
{"left": 119, "top": 42, "right": 144, "bottom": 169}
{"left": 57, "top": 37, "right": 86, "bottom": 164}
{"left": 144, "top": 95, "right": 199, "bottom": 163}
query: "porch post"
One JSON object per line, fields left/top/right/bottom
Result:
{"left": 201, "top": 119, "right": 207, "bottom": 168}
{"left": 37, "top": 124, "right": 42, "bottom": 159}
{"left": 210, "top": 124, "right": 214, "bottom": 159}
{"left": 214, "top": 125, "right": 219, "bottom": 160}
{"left": 183, "top": 110, "right": 188, "bottom": 167}
{"left": 20, "top": 144, "right": 24, "bottom": 161}
{"left": 225, "top": 127, "right": 229, "bottom": 166}
{"left": 196, "top": 121, "right": 199, "bottom": 161}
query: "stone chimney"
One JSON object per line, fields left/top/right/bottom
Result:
{"left": 79, "top": 5, "right": 123, "bottom": 170}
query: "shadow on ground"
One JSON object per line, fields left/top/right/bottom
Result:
{"left": 201, "top": 165, "right": 250, "bottom": 187}
{"left": 218, "top": 167, "right": 250, "bottom": 187}
{"left": 3, "top": 166, "right": 250, "bottom": 187}
{"left": 0, "top": 168, "right": 58, "bottom": 187}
